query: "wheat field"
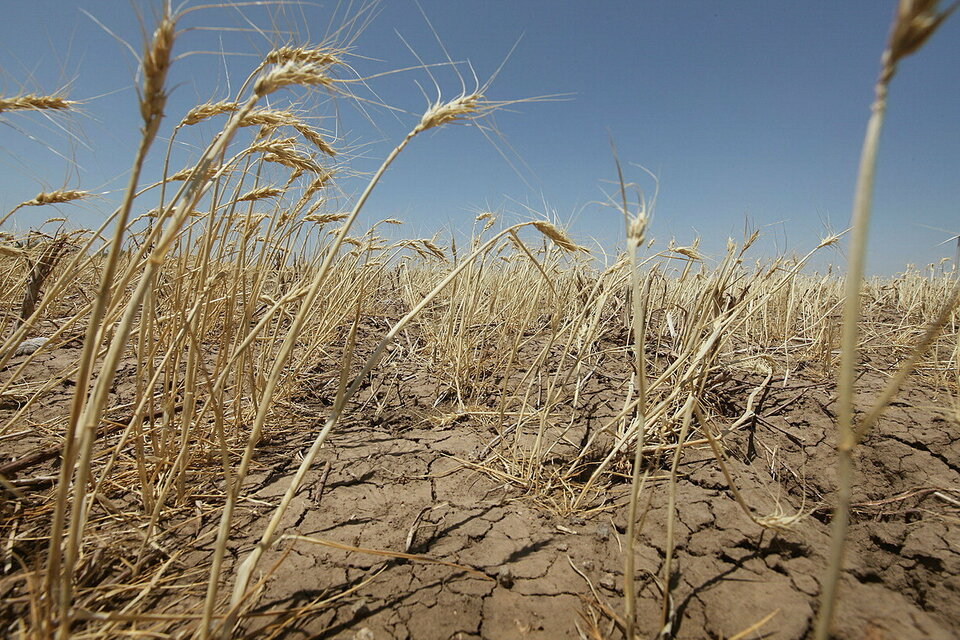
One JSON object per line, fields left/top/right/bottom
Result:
{"left": 0, "top": 2, "right": 958, "bottom": 639}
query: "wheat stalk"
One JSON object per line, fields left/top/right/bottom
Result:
{"left": 0, "top": 94, "right": 74, "bottom": 112}
{"left": 814, "top": 2, "right": 957, "bottom": 638}
{"left": 0, "top": 191, "right": 90, "bottom": 227}
{"left": 48, "top": 13, "right": 177, "bottom": 636}
{"left": 180, "top": 100, "right": 240, "bottom": 126}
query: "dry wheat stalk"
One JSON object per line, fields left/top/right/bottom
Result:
{"left": 815, "top": 3, "right": 957, "bottom": 638}
{"left": 417, "top": 93, "right": 484, "bottom": 132}
{"left": 0, "top": 94, "right": 74, "bottom": 112}
{"left": 248, "top": 137, "right": 299, "bottom": 155}
{"left": 292, "top": 123, "right": 336, "bottom": 156}
{"left": 180, "top": 100, "right": 240, "bottom": 126}
{"left": 48, "top": 12, "right": 178, "bottom": 635}
{"left": 289, "top": 173, "right": 334, "bottom": 216}
{"left": 240, "top": 107, "right": 299, "bottom": 128}
{"left": 883, "top": 0, "right": 959, "bottom": 81}
{"left": 531, "top": 220, "right": 582, "bottom": 252}
{"left": 304, "top": 212, "right": 349, "bottom": 224}
{"left": 265, "top": 45, "right": 342, "bottom": 67}
{"left": 21, "top": 190, "right": 89, "bottom": 207}
{"left": 239, "top": 107, "right": 336, "bottom": 155}
{"left": 247, "top": 137, "right": 324, "bottom": 175}
{"left": 668, "top": 238, "right": 702, "bottom": 261}
{"left": 140, "top": 17, "right": 174, "bottom": 131}
{"left": 261, "top": 151, "right": 323, "bottom": 175}
{"left": 166, "top": 165, "right": 221, "bottom": 182}
{"left": 236, "top": 187, "right": 282, "bottom": 203}
{"left": 1, "top": 191, "right": 91, "bottom": 227}
{"left": 215, "top": 91, "right": 511, "bottom": 632}
{"left": 254, "top": 61, "right": 338, "bottom": 97}
{"left": 421, "top": 239, "right": 447, "bottom": 260}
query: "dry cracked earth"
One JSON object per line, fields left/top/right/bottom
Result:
{"left": 1, "top": 321, "right": 958, "bottom": 639}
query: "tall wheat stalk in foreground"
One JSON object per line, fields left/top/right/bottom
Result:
{"left": 612, "top": 152, "right": 652, "bottom": 640}
{"left": 815, "top": 1, "right": 958, "bottom": 637}
{"left": 45, "top": 12, "right": 175, "bottom": 638}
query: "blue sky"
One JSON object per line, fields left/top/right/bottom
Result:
{"left": 1, "top": 1, "right": 958, "bottom": 274}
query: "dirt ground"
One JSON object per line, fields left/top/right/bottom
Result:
{"left": 1, "top": 320, "right": 958, "bottom": 639}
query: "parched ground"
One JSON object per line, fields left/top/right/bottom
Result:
{"left": 233, "top": 367, "right": 959, "bottom": 639}
{"left": 1, "top": 323, "right": 958, "bottom": 639}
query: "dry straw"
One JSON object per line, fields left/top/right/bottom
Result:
{"left": 223, "top": 221, "right": 580, "bottom": 631}
{"left": 420, "top": 238, "right": 447, "bottom": 260}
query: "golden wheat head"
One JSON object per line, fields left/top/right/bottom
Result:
{"left": 21, "top": 190, "right": 90, "bottom": 207}
{"left": 531, "top": 221, "right": 582, "bottom": 252}
{"left": 0, "top": 94, "right": 74, "bottom": 113}
{"left": 888, "top": 0, "right": 958, "bottom": 65}
{"left": 140, "top": 17, "right": 175, "bottom": 128}
{"left": 180, "top": 101, "right": 240, "bottom": 127}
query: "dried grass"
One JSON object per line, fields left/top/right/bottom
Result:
{"left": 0, "top": 3, "right": 956, "bottom": 639}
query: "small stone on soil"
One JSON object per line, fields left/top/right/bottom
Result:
{"left": 599, "top": 572, "right": 618, "bottom": 591}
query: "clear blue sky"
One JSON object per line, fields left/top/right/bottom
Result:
{"left": 1, "top": 1, "right": 958, "bottom": 274}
